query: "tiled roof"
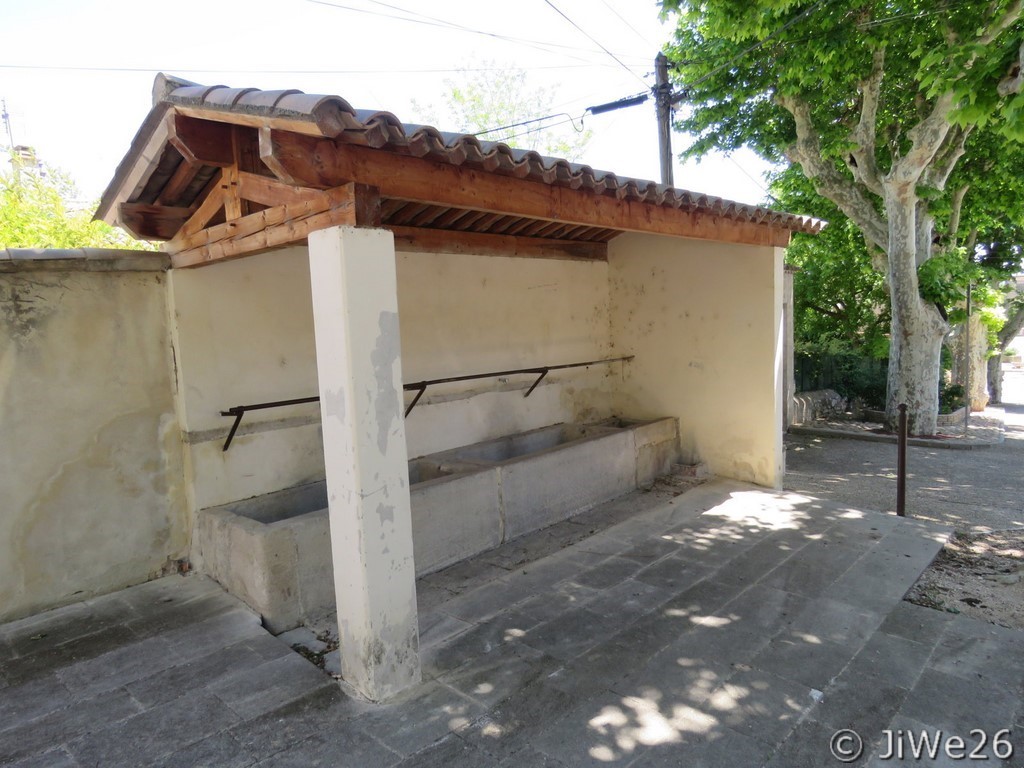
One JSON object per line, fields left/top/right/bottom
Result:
{"left": 136, "top": 74, "right": 822, "bottom": 235}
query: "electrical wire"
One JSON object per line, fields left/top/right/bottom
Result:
{"left": 0, "top": 63, "right": 603, "bottom": 75}
{"left": 542, "top": 0, "right": 651, "bottom": 87}
{"left": 307, "top": 0, "right": 649, "bottom": 64}
{"left": 598, "top": 0, "right": 657, "bottom": 48}
{"left": 474, "top": 111, "right": 586, "bottom": 138}
{"left": 500, "top": 113, "right": 587, "bottom": 144}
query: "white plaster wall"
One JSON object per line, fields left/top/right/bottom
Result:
{"left": 396, "top": 251, "right": 614, "bottom": 457}
{"left": 608, "top": 234, "right": 785, "bottom": 488}
{"left": 168, "top": 246, "right": 614, "bottom": 509}
{"left": 168, "top": 247, "right": 324, "bottom": 511}
{"left": 0, "top": 268, "right": 187, "bottom": 622}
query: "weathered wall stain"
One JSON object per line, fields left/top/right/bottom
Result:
{"left": 370, "top": 310, "right": 401, "bottom": 455}
{"left": 0, "top": 267, "right": 187, "bottom": 623}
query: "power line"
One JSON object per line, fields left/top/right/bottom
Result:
{"left": 0, "top": 62, "right": 605, "bottom": 75}
{"left": 473, "top": 112, "right": 585, "bottom": 138}
{"left": 597, "top": 0, "right": 656, "bottom": 48}
{"left": 501, "top": 114, "right": 587, "bottom": 144}
{"left": 542, "top": 0, "right": 651, "bottom": 88}
{"left": 307, "top": 0, "right": 649, "bottom": 65}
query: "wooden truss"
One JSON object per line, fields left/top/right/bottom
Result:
{"left": 117, "top": 114, "right": 791, "bottom": 269}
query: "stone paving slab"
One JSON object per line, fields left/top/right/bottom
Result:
{"left": 2, "top": 480, "right": 1023, "bottom": 767}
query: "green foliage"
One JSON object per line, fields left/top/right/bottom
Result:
{"left": 0, "top": 161, "right": 139, "bottom": 249}
{"left": 938, "top": 382, "right": 965, "bottom": 414}
{"left": 411, "top": 62, "right": 593, "bottom": 161}
{"left": 773, "top": 167, "right": 890, "bottom": 357}
{"left": 794, "top": 350, "right": 888, "bottom": 408}
{"left": 660, "top": 0, "right": 1024, "bottom": 428}
{"left": 917, "top": 249, "right": 981, "bottom": 308}
{"left": 661, "top": 0, "right": 1024, "bottom": 163}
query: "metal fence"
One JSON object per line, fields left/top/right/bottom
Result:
{"left": 795, "top": 354, "right": 888, "bottom": 399}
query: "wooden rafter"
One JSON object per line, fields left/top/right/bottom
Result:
{"left": 157, "top": 157, "right": 202, "bottom": 206}
{"left": 390, "top": 226, "right": 607, "bottom": 262}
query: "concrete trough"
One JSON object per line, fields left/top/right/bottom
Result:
{"left": 193, "top": 416, "right": 679, "bottom": 631}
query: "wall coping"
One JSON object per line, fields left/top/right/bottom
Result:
{"left": 0, "top": 248, "right": 169, "bottom": 273}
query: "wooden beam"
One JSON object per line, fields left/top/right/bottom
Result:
{"left": 157, "top": 157, "right": 202, "bottom": 206}
{"left": 236, "top": 171, "right": 323, "bottom": 207}
{"left": 222, "top": 165, "right": 244, "bottom": 221}
{"left": 166, "top": 176, "right": 227, "bottom": 251}
{"left": 168, "top": 114, "right": 234, "bottom": 167}
{"left": 259, "top": 127, "right": 328, "bottom": 187}
{"left": 260, "top": 130, "right": 792, "bottom": 248}
{"left": 119, "top": 202, "right": 194, "bottom": 241}
{"left": 389, "top": 226, "right": 607, "bottom": 262}
{"left": 169, "top": 182, "right": 380, "bottom": 268}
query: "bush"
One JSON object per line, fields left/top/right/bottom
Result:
{"left": 939, "top": 382, "right": 965, "bottom": 414}
{"left": 795, "top": 352, "right": 887, "bottom": 410}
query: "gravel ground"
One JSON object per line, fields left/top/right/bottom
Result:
{"left": 784, "top": 369, "right": 1024, "bottom": 533}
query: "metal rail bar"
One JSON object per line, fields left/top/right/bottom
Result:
{"left": 218, "top": 356, "right": 634, "bottom": 451}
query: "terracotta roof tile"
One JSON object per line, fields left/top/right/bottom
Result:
{"left": 99, "top": 74, "right": 826, "bottom": 236}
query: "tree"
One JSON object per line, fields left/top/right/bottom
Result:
{"left": 411, "top": 62, "right": 593, "bottom": 161}
{"left": 771, "top": 166, "right": 890, "bottom": 358}
{"left": 661, "top": 0, "right": 1024, "bottom": 433}
{"left": 0, "top": 160, "right": 137, "bottom": 249}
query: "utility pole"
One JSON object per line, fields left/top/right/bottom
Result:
{"left": 655, "top": 53, "right": 674, "bottom": 187}
{"left": 2, "top": 99, "right": 14, "bottom": 150}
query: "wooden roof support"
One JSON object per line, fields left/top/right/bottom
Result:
{"left": 390, "top": 226, "right": 607, "bottom": 262}
{"left": 168, "top": 182, "right": 381, "bottom": 268}
{"left": 119, "top": 202, "right": 195, "bottom": 240}
{"left": 169, "top": 114, "right": 234, "bottom": 168}
{"left": 259, "top": 129, "right": 792, "bottom": 248}
{"left": 157, "top": 157, "right": 202, "bottom": 206}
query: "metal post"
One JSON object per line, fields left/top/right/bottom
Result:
{"left": 964, "top": 282, "right": 972, "bottom": 435}
{"left": 896, "top": 403, "right": 908, "bottom": 517}
{"left": 655, "top": 53, "right": 674, "bottom": 187}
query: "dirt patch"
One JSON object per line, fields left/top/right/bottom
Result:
{"left": 906, "top": 530, "right": 1024, "bottom": 630}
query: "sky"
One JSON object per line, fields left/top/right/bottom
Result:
{"left": 0, "top": 0, "right": 778, "bottom": 207}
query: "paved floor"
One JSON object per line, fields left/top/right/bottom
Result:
{"left": 786, "top": 370, "right": 1024, "bottom": 532}
{"left": 4, "top": 480, "right": 1023, "bottom": 766}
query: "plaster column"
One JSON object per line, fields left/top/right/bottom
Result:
{"left": 308, "top": 225, "right": 420, "bottom": 702}
{"left": 783, "top": 265, "right": 796, "bottom": 429}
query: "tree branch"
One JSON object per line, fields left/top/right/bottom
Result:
{"left": 779, "top": 94, "right": 889, "bottom": 251}
{"left": 925, "top": 125, "right": 972, "bottom": 191}
{"left": 804, "top": 301, "right": 845, "bottom": 319}
{"left": 998, "top": 295, "right": 1024, "bottom": 347}
{"left": 889, "top": 91, "right": 956, "bottom": 189}
{"left": 978, "top": 0, "right": 1024, "bottom": 46}
{"left": 998, "top": 40, "right": 1024, "bottom": 96}
{"left": 947, "top": 184, "right": 969, "bottom": 242}
{"left": 846, "top": 47, "right": 886, "bottom": 196}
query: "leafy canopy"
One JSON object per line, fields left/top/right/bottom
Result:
{"left": 661, "top": 0, "right": 1024, "bottom": 164}
{"left": 0, "top": 160, "right": 139, "bottom": 249}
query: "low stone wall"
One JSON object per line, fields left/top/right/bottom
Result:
{"left": 790, "top": 389, "right": 847, "bottom": 425}
{"left": 0, "top": 249, "right": 188, "bottom": 623}
{"left": 862, "top": 407, "right": 967, "bottom": 427}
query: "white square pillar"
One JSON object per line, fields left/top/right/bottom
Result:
{"left": 308, "top": 225, "right": 420, "bottom": 701}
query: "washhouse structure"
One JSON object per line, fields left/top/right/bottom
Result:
{"left": 7, "top": 73, "right": 823, "bottom": 701}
